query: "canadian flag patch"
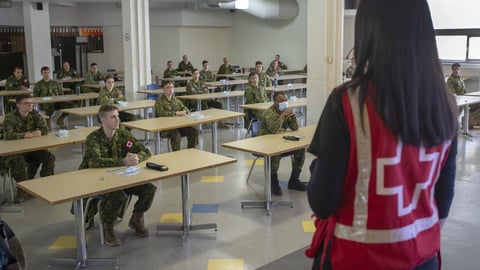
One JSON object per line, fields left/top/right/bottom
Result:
{"left": 125, "top": 138, "right": 134, "bottom": 150}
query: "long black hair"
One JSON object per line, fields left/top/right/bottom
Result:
{"left": 345, "top": 0, "right": 457, "bottom": 147}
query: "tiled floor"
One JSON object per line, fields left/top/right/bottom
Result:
{"left": 1, "top": 115, "right": 480, "bottom": 270}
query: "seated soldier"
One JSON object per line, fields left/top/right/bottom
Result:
{"left": 98, "top": 75, "right": 135, "bottom": 124}
{"left": 3, "top": 94, "right": 55, "bottom": 203}
{"left": 155, "top": 80, "right": 199, "bottom": 151}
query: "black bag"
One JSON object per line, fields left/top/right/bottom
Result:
{"left": 0, "top": 218, "right": 25, "bottom": 270}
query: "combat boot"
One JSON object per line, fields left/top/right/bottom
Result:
{"left": 288, "top": 169, "right": 308, "bottom": 191}
{"left": 128, "top": 212, "right": 149, "bottom": 237}
{"left": 271, "top": 173, "right": 282, "bottom": 196}
{"left": 103, "top": 222, "right": 121, "bottom": 246}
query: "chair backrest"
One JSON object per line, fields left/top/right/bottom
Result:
{"left": 146, "top": 83, "right": 160, "bottom": 100}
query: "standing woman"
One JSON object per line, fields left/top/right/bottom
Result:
{"left": 306, "top": 0, "right": 458, "bottom": 270}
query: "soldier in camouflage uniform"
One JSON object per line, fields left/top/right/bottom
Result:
{"left": 98, "top": 75, "right": 135, "bottom": 124}
{"left": 33, "top": 66, "right": 72, "bottom": 129}
{"left": 83, "top": 62, "right": 104, "bottom": 93}
{"left": 163, "top": 61, "right": 178, "bottom": 78}
{"left": 255, "top": 61, "right": 272, "bottom": 88}
{"left": 80, "top": 104, "right": 156, "bottom": 246}
{"left": 178, "top": 55, "right": 194, "bottom": 73}
{"left": 270, "top": 54, "right": 288, "bottom": 70}
{"left": 56, "top": 61, "right": 79, "bottom": 91}
{"left": 3, "top": 94, "right": 55, "bottom": 203}
{"left": 199, "top": 60, "right": 215, "bottom": 82}
{"left": 258, "top": 92, "right": 307, "bottom": 196}
{"left": 266, "top": 60, "right": 282, "bottom": 78}
{"left": 218, "top": 57, "right": 235, "bottom": 75}
{"left": 155, "top": 80, "right": 198, "bottom": 151}
{"left": 3, "top": 67, "right": 29, "bottom": 113}
{"left": 447, "top": 63, "right": 466, "bottom": 95}
{"left": 244, "top": 72, "right": 269, "bottom": 128}
{"left": 186, "top": 69, "right": 223, "bottom": 110}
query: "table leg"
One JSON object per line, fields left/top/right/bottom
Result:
{"left": 197, "top": 100, "right": 203, "bottom": 133}
{"left": 155, "top": 132, "right": 161, "bottom": 155}
{"left": 463, "top": 104, "right": 472, "bottom": 137}
{"left": 87, "top": 115, "right": 93, "bottom": 127}
{"left": 157, "top": 174, "right": 217, "bottom": 244}
{"left": 240, "top": 156, "right": 293, "bottom": 215}
{"left": 212, "top": 122, "right": 218, "bottom": 154}
{"left": 47, "top": 199, "right": 118, "bottom": 269}
{"left": 0, "top": 96, "right": 4, "bottom": 115}
{"left": 143, "top": 108, "right": 150, "bottom": 145}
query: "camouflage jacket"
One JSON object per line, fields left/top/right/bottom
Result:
{"left": 258, "top": 104, "right": 298, "bottom": 136}
{"left": 81, "top": 127, "right": 151, "bottom": 169}
{"left": 3, "top": 110, "right": 49, "bottom": 140}
{"left": 178, "top": 61, "right": 194, "bottom": 72}
{"left": 5, "top": 75, "right": 29, "bottom": 90}
{"left": 33, "top": 79, "right": 63, "bottom": 97}
{"left": 98, "top": 87, "right": 126, "bottom": 105}
{"left": 163, "top": 69, "right": 178, "bottom": 78}
{"left": 447, "top": 75, "right": 466, "bottom": 95}
{"left": 84, "top": 71, "right": 104, "bottom": 84}
{"left": 245, "top": 84, "right": 269, "bottom": 104}
{"left": 266, "top": 66, "right": 282, "bottom": 77}
{"left": 257, "top": 72, "right": 272, "bottom": 88}
{"left": 218, "top": 64, "right": 234, "bottom": 74}
{"left": 155, "top": 95, "right": 190, "bottom": 117}
{"left": 186, "top": 80, "right": 209, "bottom": 95}
{"left": 56, "top": 68, "right": 78, "bottom": 79}
{"left": 270, "top": 60, "right": 288, "bottom": 70}
{"left": 199, "top": 70, "right": 215, "bottom": 82}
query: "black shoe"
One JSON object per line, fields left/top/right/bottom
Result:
{"left": 271, "top": 184, "right": 283, "bottom": 196}
{"left": 288, "top": 180, "right": 307, "bottom": 191}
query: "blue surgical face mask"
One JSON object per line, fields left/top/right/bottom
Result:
{"left": 278, "top": 101, "right": 288, "bottom": 111}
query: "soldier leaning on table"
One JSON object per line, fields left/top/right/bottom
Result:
{"left": 3, "top": 67, "right": 30, "bottom": 113}
{"left": 177, "top": 54, "right": 194, "bottom": 73}
{"left": 244, "top": 72, "right": 269, "bottom": 128}
{"left": 199, "top": 60, "right": 215, "bottom": 82}
{"left": 98, "top": 75, "right": 135, "bottom": 124}
{"left": 56, "top": 61, "right": 79, "bottom": 92}
{"left": 79, "top": 104, "right": 156, "bottom": 246}
{"left": 155, "top": 80, "right": 198, "bottom": 151}
{"left": 254, "top": 61, "right": 272, "bottom": 88}
{"left": 3, "top": 94, "right": 55, "bottom": 203}
{"left": 258, "top": 92, "right": 307, "bottom": 196}
{"left": 33, "top": 66, "right": 73, "bottom": 129}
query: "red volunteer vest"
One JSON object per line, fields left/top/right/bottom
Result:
{"left": 327, "top": 90, "right": 451, "bottom": 269}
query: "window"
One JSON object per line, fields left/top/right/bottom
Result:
{"left": 436, "top": 35, "right": 467, "bottom": 61}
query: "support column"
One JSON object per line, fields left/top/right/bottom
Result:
{"left": 122, "top": 0, "right": 152, "bottom": 101}
{"left": 23, "top": 2, "right": 53, "bottom": 82}
{"left": 306, "top": 0, "right": 344, "bottom": 125}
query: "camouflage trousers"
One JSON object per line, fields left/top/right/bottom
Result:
{"left": 271, "top": 149, "right": 305, "bottom": 174}
{"left": 161, "top": 127, "right": 198, "bottom": 152}
{"left": 100, "top": 183, "right": 157, "bottom": 223}
{"left": 5, "top": 150, "right": 55, "bottom": 182}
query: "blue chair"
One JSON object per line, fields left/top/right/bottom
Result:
{"left": 146, "top": 83, "right": 160, "bottom": 100}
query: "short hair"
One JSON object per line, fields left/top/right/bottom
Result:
{"left": 40, "top": 66, "right": 50, "bottom": 73}
{"left": 255, "top": 61, "right": 263, "bottom": 66}
{"left": 163, "top": 80, "right": 174, "bottom": 87}
{"left": 223, "top": 57, "right": 228, "bottom": 61}
{"left": 105, "top": 74, "right": 115, "bottom": 81}
{"left": 167, "top": 60, "right": 173, "bottom": 65}
{"left": 273, "top": 92, "right": 286, "bottom": 101}
{"left": 202, "top": 60, "right": 208, "bottom": 65}
{"left": 452, "top": 63, "right": 461, "bottom": 69}
{"left": 248, "top": 72, "right": 257, "bottom": 79}
{"left": 276, "top": 54, "right": 280, "bottom": 58}
{"left": 192, "top": 68, "right": 199, "bottom": 73}
{"left": 90, "top": 63, "right": 97, "bottom": 68}
{"left": 97, "top": 104, "right": 118, "bottom": 123}
{"left": 16, "top": 94, "right": 32, "bottom": 103}
{"left": 13, "top": 66, "right": 22, "bottom": 72}
{"left": 63, "top": 61, "right": 70, "bottom": 65}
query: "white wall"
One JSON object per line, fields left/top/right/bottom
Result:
{"left": 0, "top": 2, "right": 23, "bottom": 25}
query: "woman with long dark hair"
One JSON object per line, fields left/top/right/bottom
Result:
{"left": 306, "top": 0, "right": 458, "bottom": 269}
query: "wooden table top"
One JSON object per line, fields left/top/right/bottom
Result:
{"left": 265, "top": 83, "right": 308, "bottom": 93}
{"left": 8, "top": 93, "right": 99, "bottom": 104}
{"left": 18, "top": 148, "right": 236, "bottom": 205}
{"left": 206, "top": 79, "right": 248, "bottom": 87}
{"left": 456, "top": 95, "right": 480, "bottom": 106}
{"left": 0, "top": 126, "right": 98, "bottom": 156}
{"left": 0, "top": 89, "right": 32, "bottom": 96}
{"left": 222, "top": 125, "right": 316, "bottom": 156}
{"left": 137, "top": 87, "right": 187, "bottom": 95}
{"left": 275, "top": 74, "right": 307, "bottom": 81}
{"left": 215, "top": 73, "right": 246, "bottom": 78}
{"left": 240, "top": 98, "right": 307, "bottom": 111}
{"left": 176, "top": 91, "right": 244, "bottom": 101}
{"left": 82, "top": 81, "right": 125, "bottom": 89}
{"left": 122, "top": 108, "right": 244, "bottom": 132}
{"left": 60, "top": 99, "right": 155, "bottom": 117}
{"left": 56, "top": 78, "right": 85, "bottom": 83}
{"left": 158, "top": 76, "right": 193, "bottom": 81}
